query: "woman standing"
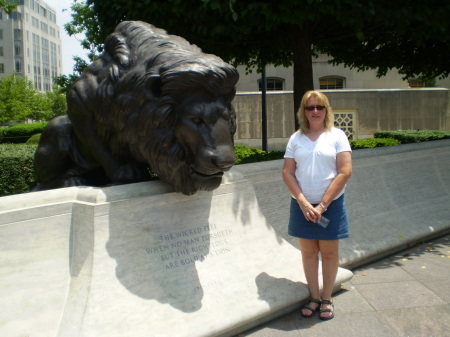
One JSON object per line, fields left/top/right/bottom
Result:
{"left": 282, "top": 90, "right": 352, "bottom": 320}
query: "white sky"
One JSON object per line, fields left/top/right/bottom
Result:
{"left": 44, "top": 0, "right": 89, "bottom": 75}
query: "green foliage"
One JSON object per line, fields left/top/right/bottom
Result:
{"left": 0, "top": 144, "right": 37, "bottom": 196}
{"left": 45, "top": 86, "right": 68, "bottom": 118}
{"left": 0, "top": 122, "right": 47, "bottom": 144}
{"left": 0, "top": 74, "right": 64, "bottom": 124}
{"left": 234, "top": 145, "right": 284, "bottom": 164}
{"left": 349, "top": 138, "right": 401, "bottom": 149}
{"left": 0, "top": 75, "right": 39, "bottom": 123}
{"left": 64, "top": 2, "right": 102, "bottom": 60}
{"left": 374, "top": 130, "right": 450, "bottom": 144}
{"left": 53, "top": 57, "right": 90, "bottom": 93}
{"left": 0, "top": 0, "right": 17, "bottom": 14}
{"left": 26, "top": 133, "right": 41, "bottom": 145}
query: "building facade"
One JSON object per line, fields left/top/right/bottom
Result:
{"left": 235, "top": 54, "right": 450, "bottom": 92}
{"left": 0, "top": 0, "right": 62, "bottom": 92}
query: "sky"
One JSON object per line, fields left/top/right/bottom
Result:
{"left": 44, "top": 0, "right": 89, "bottom": 75}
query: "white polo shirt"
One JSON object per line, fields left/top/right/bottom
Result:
{"left": 284, "top": 127, "right": 352, "bottom": 204}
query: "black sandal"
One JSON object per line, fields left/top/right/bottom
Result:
{"left": 319, "top": 299, "right": 334, "bottom": 320}
{"left": 300, "top": 298, "right": 321, "bottom": 318}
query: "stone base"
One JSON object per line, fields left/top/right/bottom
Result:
{"left": 0, "top": 172, "right": 352, "bottom": 337}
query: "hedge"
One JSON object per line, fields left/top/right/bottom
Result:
{"left": 349, "top": 137, "right": 401, "bottom": 149}
{"left": 374, "top": 130, "right": 450, "bottom": 144}
{"left": 0, "top": 144, "right": 37, "bottom": 196}
{"left": 0, "top": 122, "right": 47, "bottom": 144}
{"left": 234, "top": 145, "right": 284, "bottom": 164}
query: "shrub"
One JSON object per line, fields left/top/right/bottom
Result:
{"left": 0, "top": 144, "right": 37, "bottom": 196}
{"left": 234, "top": 145, "right": 284, "bottom": 164}
{"left": 349, "top": 138, "right": 401, "bottom": 149}
{"left": 374, "top": 130, "right": 450, "bottom": 144}
{"left": 26, "top": 133, "right": 41, "bottom": 144}
{"left": 0, "top": 122, "right": 47, "bottom": 144}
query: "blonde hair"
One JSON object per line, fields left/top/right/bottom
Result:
{"left": 298, "top": 90, "right": 334, "bottom": 133}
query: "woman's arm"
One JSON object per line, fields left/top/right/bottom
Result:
{"left": 319, "top": 151, "right": 352, "bottom": 210}
{"left": 282, "top": 158, "right": 313, "bottom": 215}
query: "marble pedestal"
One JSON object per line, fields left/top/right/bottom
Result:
{"left": 0, "top": 171, "right": 352, "bottom": 337}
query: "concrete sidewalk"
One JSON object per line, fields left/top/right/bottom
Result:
{"left": 238, "top": 234, "right": 450, "bottom": 337}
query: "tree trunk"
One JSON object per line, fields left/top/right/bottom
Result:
{"left": 292, "top": 26, "right": 314, "bottom": 130}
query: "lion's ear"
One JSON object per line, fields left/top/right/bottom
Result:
{"left": 145, "top": 75, "right": 163, "bottom": 99}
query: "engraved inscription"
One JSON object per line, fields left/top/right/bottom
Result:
{"left": 145, "top": 223, "right": 233, "bottom": 270}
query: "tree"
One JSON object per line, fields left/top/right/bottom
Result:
{"left": 0, "top": 0, "right": 17, "bottom": 14}
{"left": 0, "top": 74, "right": 65, "bottom": 124}
{"left": 45, "top": 85, "right": 68, "bottom": 119}
{"left": 53, "top": 56, "right": 89, "bottom": 93}
{"left": 0, "top": 75, "right": 37, "bottom": 123}
{"left": 53, "top": 1, "right": 98, "bottom": 93}
{"left": 69, "top": 0, "right": 450, "bottom": 129}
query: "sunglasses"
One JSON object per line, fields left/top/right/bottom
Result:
{"left": 305, "top": 105, "right": 326, "bottom": 111}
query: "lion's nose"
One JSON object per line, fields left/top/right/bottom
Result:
{"left": 212, "top": 146, "right": 236, "bottom": 171}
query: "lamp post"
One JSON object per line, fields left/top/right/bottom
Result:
{"left": 261, "top": 66, "right": 268, "bottom": 151}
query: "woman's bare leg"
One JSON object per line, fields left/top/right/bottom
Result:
{"left": 298, "top": 238, "right": 321, "bottom": 315}
{"left": 319, "top": 240, "right": 339, "bottom": 318}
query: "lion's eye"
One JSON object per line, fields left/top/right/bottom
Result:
{"left": 191, "top": 117, "right": 205, "bottom": 125}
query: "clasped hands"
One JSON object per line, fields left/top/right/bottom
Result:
{"left": 299, "top": 201, "right": 324, "bottom": 223}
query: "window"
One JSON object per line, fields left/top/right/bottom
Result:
{"left": 49, "top": 11, "right": 56, "bottom": 23}
{"left": 16, "top": 60, "right": 22, "bottom": 73}
{"left": 14, "top": 43, "right": 21, "bottom": 56}
{"left": 320, "top": 76, "right": 345, "bottom": 89}
{"left": 0, "top": 46, "right": 3, "bottom": 56}
{"left": 11, "top": 11, "right": 22, "bottom": 20}
{"left": 32, "top": 16, "right": 39, "bottom": 28}
{"left": 408, "top": 78, "right": 425, "bottom": 87}
{"left": 14, "top": 29, "right": 22, "bottom": 40}
{"left": 0, "top": 30, "right": 3, "bottom": 40}
{"left": 258, "top": 77, "right": 284, "bottom": 91}
{"left": 0, "top": 64, "right": 4, "bottom": 73}
{"left": 41, "top": 22, "right": 48, "bottom": 34}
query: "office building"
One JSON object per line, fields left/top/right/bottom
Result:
{"left": 0, "top": 0, "right": 62, "bottom": 92}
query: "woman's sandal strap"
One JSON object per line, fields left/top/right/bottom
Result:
{"left": 320, "top": 300, "right": 334, "bottom": 314}
{"left": 308, "top": 298, "right": 321, "bottom": 305}
{"left": 319, "top": 300, "right": 335, "bottom": 320}
{"left": 301, "top": 298, "right": 321, "bottom": 318}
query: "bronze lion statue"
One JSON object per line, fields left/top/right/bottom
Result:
{"left": 34, "top": 21, "right": 239, "bottom": 195}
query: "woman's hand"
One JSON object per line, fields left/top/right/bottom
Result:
{"left": 299, "top": 201, "right": 323, "bottom": 223}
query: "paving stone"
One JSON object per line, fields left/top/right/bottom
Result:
{"left": 378, "top": 305, "right": 450, "bottom": 337}
{"left": 355, "top": 281, "right": 446, "bottom": 311}
{"left": 295, "top": 312, "right": 399, "bottom": 337}
{"left": 350, "top": 262, "right": 415, "bottom": 285}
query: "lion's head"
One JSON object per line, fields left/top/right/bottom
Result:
{"left": 86, "top": 21, "right": 239, "bottom": 195}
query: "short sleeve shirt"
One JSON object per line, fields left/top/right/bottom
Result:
{"left": 284, "top": 127, "right": 352, "bottom": 204}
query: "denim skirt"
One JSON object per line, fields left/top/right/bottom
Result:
{"left": 288, "top": 194, "right": 349, "bottom": 241}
